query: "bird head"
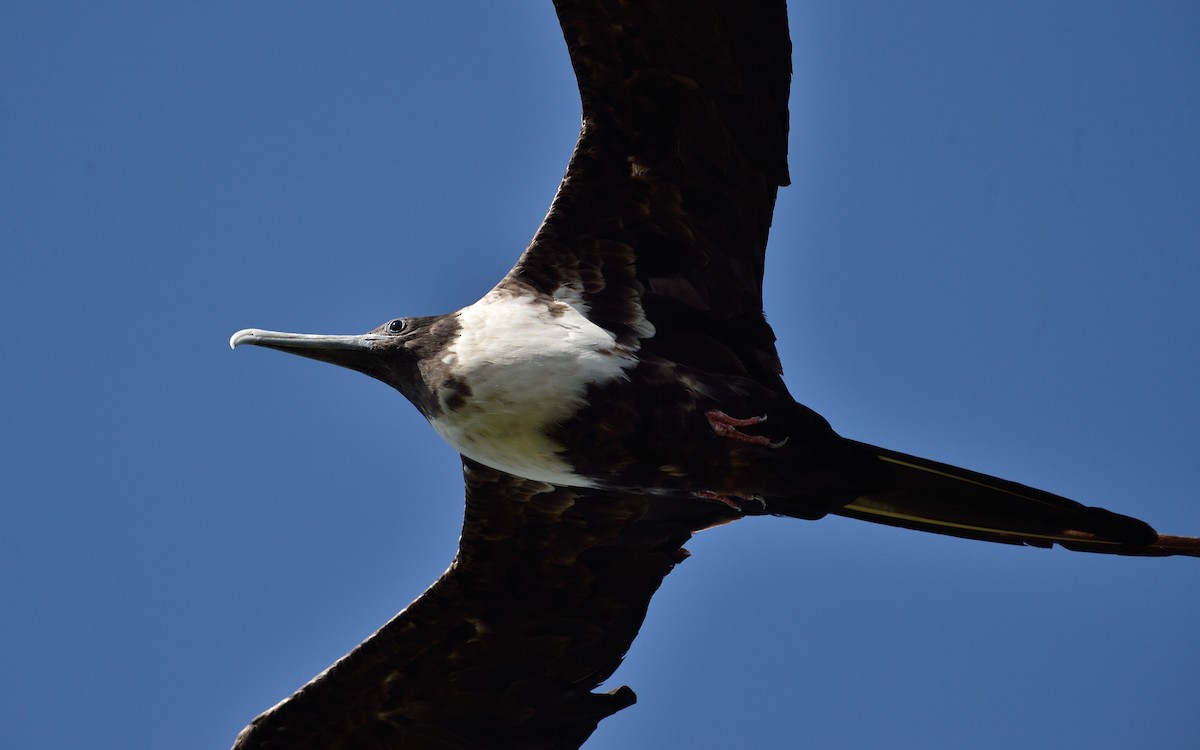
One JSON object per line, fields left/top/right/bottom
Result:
{"left": 230, "top": 315, "right": 449, "bottom": 418}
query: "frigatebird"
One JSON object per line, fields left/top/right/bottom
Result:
{"left": 229, "top": 1, "right": 1200, "bottom": 748}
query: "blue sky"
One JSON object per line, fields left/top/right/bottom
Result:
{"left": 3, "top": 2, "right": 1198, "bottom": 748}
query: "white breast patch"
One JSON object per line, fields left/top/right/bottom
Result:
{"left": 427, "top": 288, "right": 638, "bottom": 486}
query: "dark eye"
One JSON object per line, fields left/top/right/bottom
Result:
{"left": 386, "top": 319, "right": 407, "bottom": 333}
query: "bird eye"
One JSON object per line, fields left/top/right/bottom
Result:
{"left": 386, "top": 319, "right": 407, "bottom": 333}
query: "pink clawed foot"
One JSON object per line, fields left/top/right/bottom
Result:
{"left": 704, "top": 410, "right": 788, "bottom": 448}
{"left": 693, "top": 489, "right": 766, "bottom": 512}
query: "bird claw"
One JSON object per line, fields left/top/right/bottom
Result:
{"left": 693, "top": 490, "right": 766, "bottom": 512}
{"left": 705, "top": 410, "right": 786, "bottom": 448}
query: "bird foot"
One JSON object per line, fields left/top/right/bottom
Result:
{"left": 693, "top": 489, "right": 766, "bottom": 512}
{"left": 704, "top": 410, "right": 788, "bottom": 448}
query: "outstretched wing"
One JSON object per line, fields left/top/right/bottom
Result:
{"left": 501, "top": 0, "right": 793, "bottom": 384}
{"left": 232, "top": 460, "right": 738, "bottom": 750}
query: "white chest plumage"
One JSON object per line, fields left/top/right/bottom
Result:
{"left": 427, "top": 288, "right": 639, "bottom": 486}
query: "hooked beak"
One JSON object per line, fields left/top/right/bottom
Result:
{"left": 230, "top": 328, "right": 385, "bottom": 374}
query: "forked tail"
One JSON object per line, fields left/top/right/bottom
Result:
{"left": 832, "top": 442, "right": 1200, "bottom": 557}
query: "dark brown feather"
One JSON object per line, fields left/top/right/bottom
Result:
{"left": 503, "top": 0, "right": 792, "bottom": 384}
{"left": 830, "top": 442, "right": 1200, "bottom": 557}
{"left": 232, "top": 461, "right": 738, "bottom": 750}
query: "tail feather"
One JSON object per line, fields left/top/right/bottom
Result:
{"left": 831, "top": 441, "right": 1200, "bottom": 558}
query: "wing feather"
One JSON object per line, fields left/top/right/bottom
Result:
{"left": 502, "top": 0, "right": 792, "bottom": 384}
{"left": 232, "top": 460, "right": 737, "bottom": 749}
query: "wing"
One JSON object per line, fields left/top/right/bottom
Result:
{"left": 232, "top": 460, "right": 738, "bottom": 750}
{"left": 501, "top": 0, "right": 792, "bottom": 384}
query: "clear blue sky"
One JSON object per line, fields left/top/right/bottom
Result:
{"left": 3, "top": 2, "right": 1198, "bottom": 748}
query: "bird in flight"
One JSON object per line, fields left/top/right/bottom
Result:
{"left": 230, "top": 1, "right": 1199, "bottom": 747}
